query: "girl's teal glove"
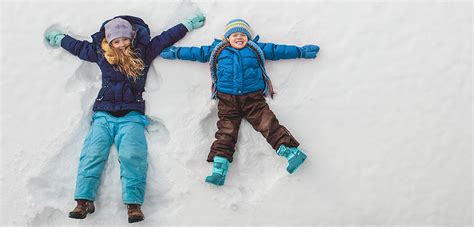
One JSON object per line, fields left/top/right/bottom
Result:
{"left": 160, "top": 46, "right": 179, "bottom": 60}
{"left": 182, "top": 14, "right": 205, "bottom": 32}
{"left": 299, "top": 45, "right": 320, "bottom": 59}
{"left": 45, "top": 30, "right": 65, "bottom": 47}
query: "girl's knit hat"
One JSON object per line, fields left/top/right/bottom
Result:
{"left": 104, "top": 18, "right": 134, "bottom": 43}
{"left": 224, "top": 19, "right": 253, "bottom": 40}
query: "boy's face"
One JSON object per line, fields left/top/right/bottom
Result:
{"left": 227, "top": 32, "right": 248, "bottom": 49}
{"left": 110, "top": 37, "right": 131, "bottom": 50}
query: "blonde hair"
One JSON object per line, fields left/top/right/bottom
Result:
{"left": 101, "top": 38, "right": 145, "bottom": 81}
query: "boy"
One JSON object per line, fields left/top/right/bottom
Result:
{"left": 161, "top": 19, "right": 319, "bottom": 186}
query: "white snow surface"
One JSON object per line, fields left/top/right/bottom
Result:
{"left": 0, "top": 0, "right": 472, "bottom": 226}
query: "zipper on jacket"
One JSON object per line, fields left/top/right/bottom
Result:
{"left": 96, "top": 85, "right": 109, "bottom": 101}
{"left": 137, "top": 92, "right": 144, "bottom": 102}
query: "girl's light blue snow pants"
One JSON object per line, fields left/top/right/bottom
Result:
{"left": 74, "top": 111, "right": 148, "bottom": 205}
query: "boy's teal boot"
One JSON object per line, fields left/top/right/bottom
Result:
{"left": 205, "top": 156, "right": 230, "bottom": 186}
{"left": 277, "top": 145, "right": 307, "bottom": 174}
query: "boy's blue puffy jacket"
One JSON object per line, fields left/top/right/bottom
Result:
{"left": 60, "top": 15, "right": 188, "bottom": 114}
{"left": 174, "top": 38, "right": 304, "bottom": 96}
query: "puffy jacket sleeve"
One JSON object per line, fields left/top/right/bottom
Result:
{"left": 174, "top": 39, "right": 220, "bottom": 63}
{"left": 60, "top": 35, "right": 98, "bottom": 63}
{"left": 175, "top": 45, "right": 214, "bottom": 63}
{"left": 145, "top": 23, "right": 188, "bottom": 63}
{"left": 257, "top": 42, "right": 302, "bottom": 60}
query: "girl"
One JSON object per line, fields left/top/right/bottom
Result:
{"left": 160, "top": 19, "right": 319, "bottom": 186}
{"left": 45, "top": 14, "right": 205, "bottom": 223}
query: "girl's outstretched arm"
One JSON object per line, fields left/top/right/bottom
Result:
{"left": 145, "top": 24, "right": 188, "bottom": 62}
{"left": 60, "top": 35, "right": 99, "bottom": 62}
{"left": 45, "top": 30, "right": 98, "bottom": 63}
{"left": 146, "top": 14, "right": 206, "bottom": 63}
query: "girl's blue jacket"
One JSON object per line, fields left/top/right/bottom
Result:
{"left": 60, "top": 15, "right": 188, "bottom": 114}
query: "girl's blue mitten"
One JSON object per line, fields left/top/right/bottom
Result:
{"left": 45, "top": 30, "right": 65, "bottom": 47}
{"left": 182, "top": 14, "right": 206, "bottom": 32}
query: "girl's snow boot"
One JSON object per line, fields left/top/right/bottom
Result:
{"left": 68, "top": 200, "right": 95, "bottom": 219}
{"left": 127, "top": 204, "right": 144, "bottom": 223}
{"left": 277, "top": 145, "right": 307, "bottom": 174}
{"left": 205, "top": 156, "right": 229, "bottom": 186}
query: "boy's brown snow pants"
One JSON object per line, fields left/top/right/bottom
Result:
{"left": 207, "top": 91, "right": 300, "bottom": 162}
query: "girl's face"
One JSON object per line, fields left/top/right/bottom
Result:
{"left": 227, "top": 32, "right": 248, "bottom": 49}
{"left": 110, "top": 37, "right": 131, "bottom": 50}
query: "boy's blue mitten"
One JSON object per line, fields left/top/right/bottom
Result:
{"left": 182, "top": 14, "right": 206, "bottom": 32}
{"left": 299, "top": 45, "right": 320, "bottom": 59}
{"left": 160, "top": 46, "right": 179, "bottom": 60}
{"left": 45, "top": 30, "right": 65, "bottom": 47}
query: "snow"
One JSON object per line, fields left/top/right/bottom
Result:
{"left": 0, "top": 0, "right": 472, "bottom": 226}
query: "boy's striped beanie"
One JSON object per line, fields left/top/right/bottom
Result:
{"left": 224, "top": 19, "right": 253, "bottom": 40}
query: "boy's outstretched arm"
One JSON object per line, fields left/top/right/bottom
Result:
{"left": 45, "top": 30, "right": 98, "bottom": 62}
{"left": 257, "top": 42, "right": 320, "bottom": 60}
{"left": 160, "top": 42, "right": 217, "bottom": 63}
{"left": 146, "top": 14, "right": 205, "bottom": 62}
